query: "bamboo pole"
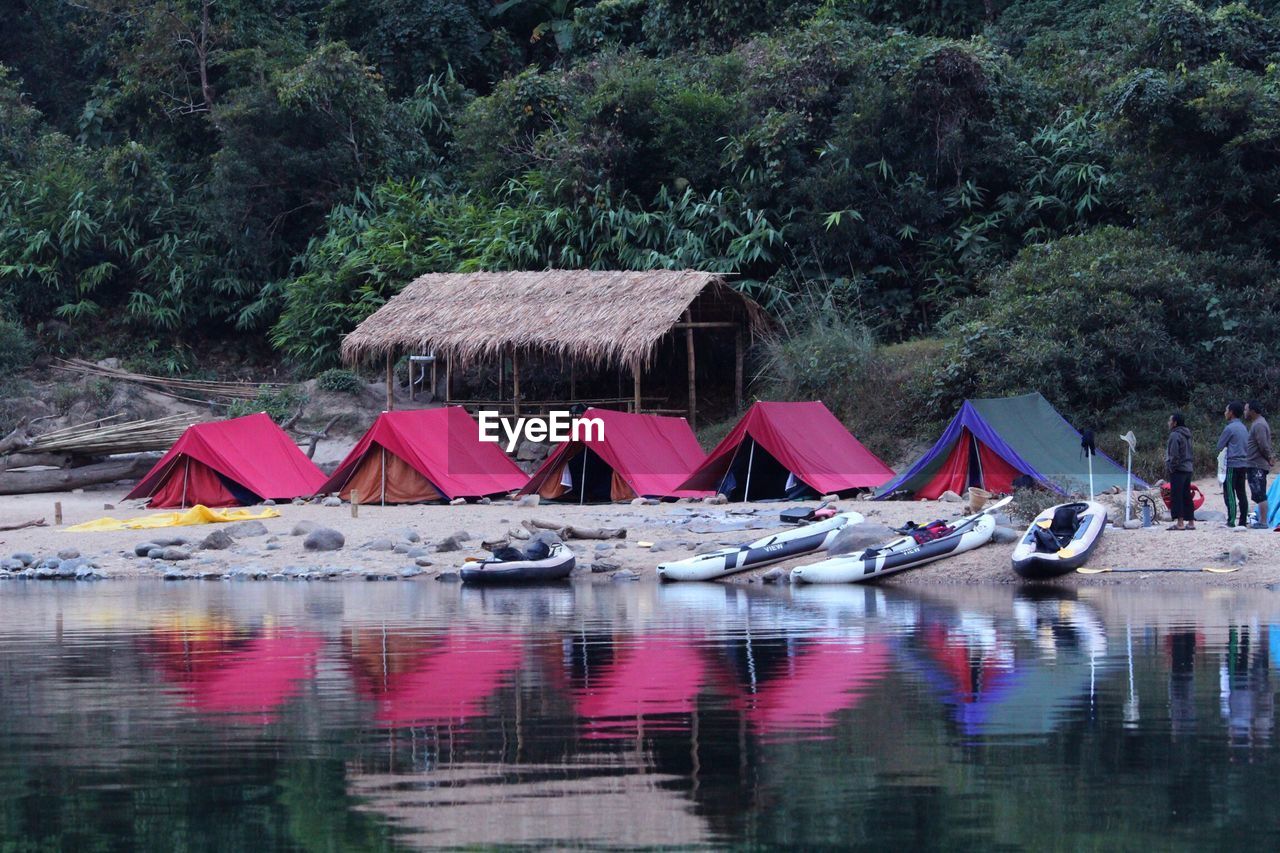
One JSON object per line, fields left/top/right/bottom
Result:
{"left": 684, "top": 310, "right": 696, "bottom": 429}
{"left": 54, "top": 502, "right": 63, "bottom": 525}
{"left": 512, "top": 346, "right": 521, "bottom": 417}
{"left": 385, "top": 354, "right": 394, "bottom": 411}
{"left": 734, "top": 327, "right": 745, "bottom": 412}
{"left": 352, "top": 488, "right": 360, "bottom": 518}
{"left": 632, "top": 358, "right": 642, "bottom": 413}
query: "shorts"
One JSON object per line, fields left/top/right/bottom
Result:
{"left": 1248, "top": 468, "right": 1269, "bottom": 503}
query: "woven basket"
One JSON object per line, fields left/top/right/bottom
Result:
{"left": 967, "top": 487, "right": 992, "bottom": 512}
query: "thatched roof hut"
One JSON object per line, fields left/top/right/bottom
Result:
{"left": 341, "top": 270, "right": 768, "bottom": 424}
{"left": 340, "top": 270, "right": 767, "bottom": 369}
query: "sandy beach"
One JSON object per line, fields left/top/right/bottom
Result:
{"left": 1, "top": 474, "right": 1276, "bottom": 587}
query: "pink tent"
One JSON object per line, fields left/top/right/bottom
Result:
{"left": 678, "top": 401, "right": 894, "bottom": 499}
{"left": 126, "top": 413, "right": 326, "bottom": 508}
{"left": 318, "top": 407, "right": 529, "bottom": 503}
{"left": 521, "top": 408, "right": 711, "bottom": 501}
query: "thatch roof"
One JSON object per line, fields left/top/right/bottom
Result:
{"left": 341, "top": 270, "right": 768, "bottom": 367}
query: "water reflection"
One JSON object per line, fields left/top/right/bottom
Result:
{"left": 4, "top": 582, "right": 1280, "bottom": 848}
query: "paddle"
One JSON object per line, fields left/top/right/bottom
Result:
{"left": 1076, "top": 566, "right": 1239, "bottom": 574}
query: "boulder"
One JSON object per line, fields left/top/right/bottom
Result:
{"left": 11, "top": 552, "right": 34, "bottom": 567}
{"left": 291, "top": 521, "right": 319, "bottom": 536}
{"left": 939, "top": 490, "right": 963, "bottom": 503}
{"left": 57, "top": 547, "right": 81, "bottom": 560}
{"left": 451, "top": 529, "right": 474, "bottom": 542}
{"left": 363, "top": 538, "right": 395, "bottom": 552}
{"left": 991, "top": 526, "right": 1021, "bottom": 545}
{"left": 0, "top": 558, "right": 24, "bottom": 571}
{"left": 414, "top": 557, "right": 435, "bottom": 568}
{"left": 761, "top": 567, "right": 785, "bottom": 584}
{"left": 706, "top": 494, "right": 728, "bottom": 505}
{"left": 399, "top": 528, "right": 421, "bottom": 543}
{"left": 591, "top": 558, "right": 622, "bottom": 573}
{"left": 1122, "top": 519, "right": 1142, "bottom": 530}
{"left": 631, "top": 497, "right": 659, "bottom": 506}
{"left": 303, "top": 528, "right": 345, "bottom": 552}
{"left": 159, "top": 547, "right": 192, "bottom": 561}
{"left": 449, "top": 497, "right": 467, "bottom": 506}
{"left": 611, "top": 569, "right": 640, "bottom": 581}
{"left": 321, "top": 496, "right": 342, "bottom": 507}
{"left": 405, "top": 546, "right": 430, "bottom": 558}
{"left": 200, "top": 529, "right": 235, "bottom": 551}
{"left": 516, "top": 495, "right": 540, "bottom": 507}
{"left": 435, "top": 571, "right": 461, "bottom": 582}
{"left": 827, "top": 522, "right": 896, "bottom": 556}
{"left": 399, "top": 566, "right": 424, "bottom": 578}
{"left": 226, "top": 520, "right": 269, "bottom": 538}
{"left": 436, "top": 536, "right": 462, "bottom": 553}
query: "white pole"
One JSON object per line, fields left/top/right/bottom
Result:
{"left": 1125, "top": 445, "right": 1133, "bottom": 522}
{"left": 1088, "top": 451, "right": 1094, "bottom": 499}
{"left": 181, "top": 457, "right": 189, "bottom": 509}
{"left": 579, "top": 448, "right": 588, "bottom": 506}
{"left": 744, "top": 439, "right": 756, "bottom": 503}
{"left": 380, "top": 446, "right": 386, "bottom": 507}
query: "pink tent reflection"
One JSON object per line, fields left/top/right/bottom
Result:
{"left": 741, "top": 639, "right": 890, "bottom": 736}
{"left": 147, "top": 628, "right": 323, "bottom": 720}
{"left": 348, "top": 630, "right": 522, "bottom": 728}
{"left": 574, "top": 635, "right": 707, "bottom": 738}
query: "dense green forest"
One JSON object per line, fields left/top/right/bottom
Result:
{"left": 3, "top": 0, "right": 1280, "bottom": 444}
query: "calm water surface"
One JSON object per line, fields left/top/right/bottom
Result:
{"left": 1, "top": 580, "right": 1277, "bottom": 850}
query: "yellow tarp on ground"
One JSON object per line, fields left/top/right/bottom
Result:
{"left": 67, "top": 505, "right": 281, "bottom": 533}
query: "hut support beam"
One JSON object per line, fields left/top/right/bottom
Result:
{"left": 385, "top": 354, "right": 394, "bottom": 411}
{"left": 632, "top": 358, "right": 642, "bottom": 413}
{"left": 684, "top": 310, "right": 697, "bottom": 429}
{"left": 512, "top": 347, "right": 521, "bottom": 416}
{"left": 445, "top": 355, "right": 452, "bottom": 405}
{"left": 734, "top": 328, "right": 744, "bottom": 412}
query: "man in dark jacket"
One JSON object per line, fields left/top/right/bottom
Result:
{"left": 1245, "top": 401, "right": 1274, "bottom": 528}
{"left": 1166, "top": 412, "right": 1195, "bottom": 530}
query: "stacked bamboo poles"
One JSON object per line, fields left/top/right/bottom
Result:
{"left": 25, "top": 413, "right": 200, "bottom": 456}
{"left": 53, "top": 358, "right": 288, "bottom": 403}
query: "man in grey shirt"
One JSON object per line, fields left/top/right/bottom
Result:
{"left": 1218, "top": 401, "right": 1250, "bottom": 527}
{"left": 1245, "top": 401, "right": 1274, "bottom": 528}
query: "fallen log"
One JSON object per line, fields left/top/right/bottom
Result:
{"left": 0, "top": 455, "right": 158, "bottom": 495}
{"left": 2, "top": 452, "right": 75, "bottom": 470}
{"left": 0, "top": 518, "right": 47, "bottom": 531}
{"left": 522, "top": 518, "right": 627, "bottom": 540}
{"left": 0, "top": 422, "right": 31, "bottom": 455}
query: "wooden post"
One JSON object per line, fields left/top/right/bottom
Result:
{"left": 632, "top": 357, "right": 642, "bottom": 413}
{"left": 384, "top": 354, "right": 394, "bottom": 411}
{"left": 54, "top": 501, "right": 62, "bottom": 525}
{"left": 734, "top": 327, "right": 744, "bottom": 412}
{"left": 684, "top": 310, "right": 697, "bottom": 429}
{"left": 498, "top": 352, "right": 504, "bottom": 402}
{"left": 512, "top": 346, "right": 521, "bottom": 416}
{"left": 569, "top": 360, "right": 576, "bottom": 401}
{"left": 445, "top": 355, "right": 452, "bottom": 405}
{"left": 351, "top": 489, "right": 359, "bottom": 518}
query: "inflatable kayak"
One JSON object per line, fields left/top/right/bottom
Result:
{"left": 657, "top": 511, "right": 865, "bottom": 582}
{"left": 790, "top": 501, "right": 1005, "bottom": 585}
{"left": 1010, "top": 500, "right": 1106, "bottom": 580}
{"left": 461, "top": 542, "right": 576, "bottom": 584}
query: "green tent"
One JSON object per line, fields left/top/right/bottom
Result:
{"left": 875, "top": 392, "right": 1144, "bottom": 498}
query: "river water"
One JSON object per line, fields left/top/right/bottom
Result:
{"left": 0, "top": 580, "right": 1276, "bottom": 850}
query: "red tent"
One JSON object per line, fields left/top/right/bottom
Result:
{"left": 318, "top": 407, "right": 528, "bottom": 503}
{"left": 678, "top": 401, "right": 894, "bottom": 499}
{"left": 126, "top": 413, "right": 326, "bottom": 508}
{"left": 520, "top": 408, "right": 712, "bottom": 501}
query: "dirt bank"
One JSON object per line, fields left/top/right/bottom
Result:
{"left": 1, "top": 475, "right": 1276, "bottom": 587}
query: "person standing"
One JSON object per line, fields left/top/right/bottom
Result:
{"left": 1245, "top": 401, "right": 1274, "bottom": 529}
{"left": 1166, "top": 412, "right": 1196, "bottom": 530}
{"left": 1218, "top": 401, "right": 1251, "bottom": 528}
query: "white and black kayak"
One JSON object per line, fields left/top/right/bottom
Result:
{"left": 790, "top": 499, "right": 1007, "bottom": 585}
{"left": 461, "top": 543, "right": 576, "bottom": 584}
{"left": 1011, "top": 501, "right": 1106, "bottom": 580}
{"left": 657, "top": 511, "right": 865, "bottom": 582}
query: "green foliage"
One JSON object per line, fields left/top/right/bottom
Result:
{"left": 932, "top": 227, "right": 1280, "bottom": 426}
{"left": 225, "top": 385, "right": 308, "bottom": 422}
{"left": 0, "top": 318, "right": 35, "bottom": 377}
{"left": 315, "top": 368, "right": 364, "bottom": 394}
{"left": 1007, "top": 487, "right": 1067, "bottom": 523}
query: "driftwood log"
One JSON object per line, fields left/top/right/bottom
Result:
{"left": 0, "top": 455, "right": 158, "bottom": 495}
{"left": 522, "top": 518, "right": 627, "bottom": 540}
{"left": 0, "top": 518, "right": 47, "bottom": 531}
{"left": 2, "top": 452, "right": 76, "bottom": 470}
